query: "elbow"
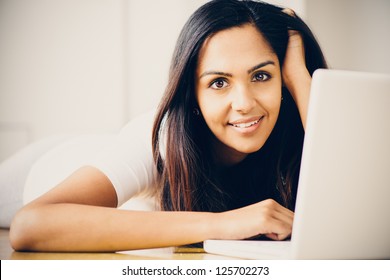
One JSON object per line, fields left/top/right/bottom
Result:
{"left": 9, "top": 207, "right": 41, "bottom": 251}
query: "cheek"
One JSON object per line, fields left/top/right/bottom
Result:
{"left": 197, "top": 100, "right": 231, "bottom": 140}
{"left": 257, "top": 86, "right": 282, "bottom": 116}
{"left": 198, "top": 100, "right": 225, "bottom": 128}
{"left": 269, "top": 81, "right": 282, "bottom": 105}
{"left": 269, "top": 95, "right": 282, "bottom": 116}
{"left": 197, "top": 92, "right": 223, "bottom": 120}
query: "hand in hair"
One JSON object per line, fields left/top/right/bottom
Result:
{"left": 281, "top": 8, "right": 312, "bottom": 129}
{"left": 214, "top": 199, "right": 294, "bottom": 241}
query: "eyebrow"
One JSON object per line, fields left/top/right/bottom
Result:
{"left": 199, "top": 60, "right": 275, "bottom": 79}
{"left": 247, "top": 60, "right": 275, "bottom": 74}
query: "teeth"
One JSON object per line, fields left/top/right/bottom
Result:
{"left": 231, "top": 118, "right": 261, "bottom": 128}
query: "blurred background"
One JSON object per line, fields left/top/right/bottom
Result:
{"left": 1, "top": 0, "right": 389, "bottom": 162}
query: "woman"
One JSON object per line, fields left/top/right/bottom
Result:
{"left": 10, "top": 0, "right": 327, "bottom": 252}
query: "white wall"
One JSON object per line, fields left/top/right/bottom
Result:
{"left": 0, "top": 0, "right": 126, "bottom": 161}
{"left": 306, "top": 0, "right": 390, "bottom": 74}
{"left": 126, "top": 0, "right": 207, "bottom": 119}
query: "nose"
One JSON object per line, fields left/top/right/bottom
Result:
{"left": 230, "top": 85, "right": 256, "bottom": 113}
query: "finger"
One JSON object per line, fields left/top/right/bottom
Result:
{"left": 262, "top": 199, "right": 294, "bottom": 224}
{"left": 272, "top": 210, "right": 294, "bottom": 229}
{"left": 281, "top": 8, "right": 302, "bottom": 40}
{"left": 265, "top": 205, "right": 294, "bottom": 238}
{"left": 274, "top": 203, "right": 294, "bottom": 219}
{"left": 266, "top": 213, "right": 293, "bottom": 240}
{"left": 282, "top": 8, "right": 295, "bottom": 17}
{"left": 259, "top": 201, "right": 294, "bottom": 237}
{"left": 266, "top": 231, "right": 291, "bottom": 241}
{"left": 262, "top": 218, "right": 292, "bottom": 241}
{"left": 265, "top": 233, "right": 279, "bottom": 240}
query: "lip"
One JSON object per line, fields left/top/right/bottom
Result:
{"left": 228, "top": 116, "right": 264, "bottom": 134}
{"left": 229, "top": 116, "right": 263, "bottom": 126}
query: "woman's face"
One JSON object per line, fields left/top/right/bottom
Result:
{"left": 195, "top": 24, "right": 282, "bottom": 165}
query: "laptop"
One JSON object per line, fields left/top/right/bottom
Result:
{"left": 204, "top": 69, "right": 390, "bottom": 259}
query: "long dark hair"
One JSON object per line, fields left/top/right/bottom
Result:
{"left": 152, "top": 0, "right": 327, "bottom": 212}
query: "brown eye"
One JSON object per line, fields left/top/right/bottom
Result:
{"left": 252, "top": 72, "right": 270, "bottom": 82}
{"left": 210, "top": 78, "right": 228, "bottom": 89}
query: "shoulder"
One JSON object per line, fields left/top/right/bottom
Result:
{"left": 119, "top": 110, "right": 156, "bottom": 139}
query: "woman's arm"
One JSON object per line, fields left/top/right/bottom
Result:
{"left": 10, "top": 166, "right": 292, "bottom": 252}
{"left": 9, "top": 166, "right": 217, "bottom": 252}
{"left": 282, "top": 10, "right": 312, "bottom": 130}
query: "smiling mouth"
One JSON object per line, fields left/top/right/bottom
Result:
{"left": 229, "top": 116, "right": 264, "bottom": 128}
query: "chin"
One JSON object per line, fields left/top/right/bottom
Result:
{"left": 233, "top": 142, "right": 265, "bottom": 154}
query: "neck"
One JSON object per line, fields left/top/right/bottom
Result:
{"left": 211, "top": 137, "right": 248, "bottom": 167}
